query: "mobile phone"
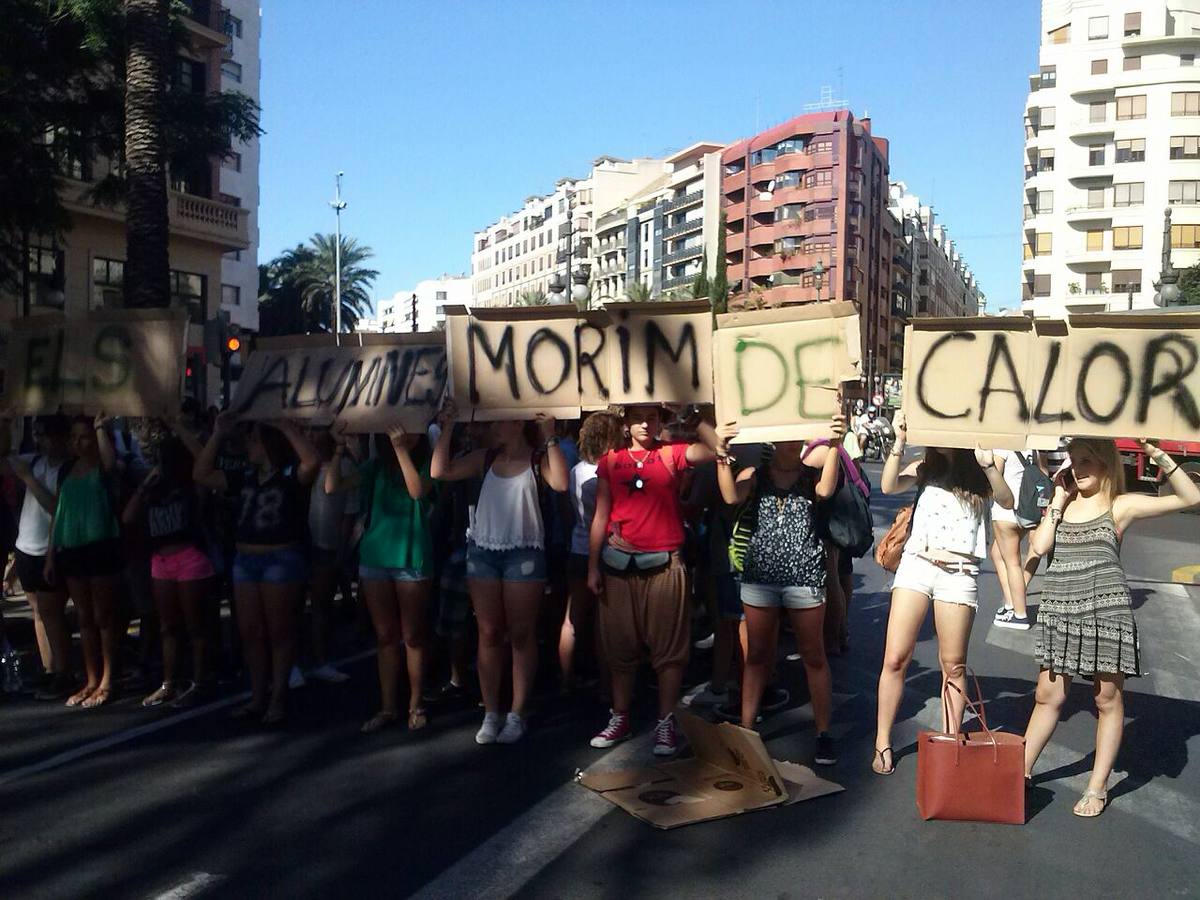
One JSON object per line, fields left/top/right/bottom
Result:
{"left": 1053, "top": 459, "right": 1076, "bottom": 493}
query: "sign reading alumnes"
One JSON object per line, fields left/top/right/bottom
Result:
{"left": 0, "top": 308, "right": 187, "bottom": 417}
{"left": 902, "top": 311, "right": 1200, "bottom": 449}
{"left": 228, "top": 332, "right": 446, "bottom": 432}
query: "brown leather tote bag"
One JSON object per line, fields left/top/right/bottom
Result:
{"left": 874, "top": 505, "right": 913, "bottom": 572}
{"left": 916, "top": 671, "right": 1026, "bottom": 825}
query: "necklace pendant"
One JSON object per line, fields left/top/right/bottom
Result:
{"left": 635, "top": 478, "right": 644, "bottom": 489}
{"left": 635, "top": 461, "right": 643, "bottom": 470}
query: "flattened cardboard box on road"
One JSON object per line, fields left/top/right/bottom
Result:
{"left": 578, "top": 712, "right": 843, "bottom": 829}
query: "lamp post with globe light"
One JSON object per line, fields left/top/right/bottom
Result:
{"left": 1154, "top": 207, "right": 1182, "bottom": 308}
{"left": 547, "top": 190, "right": 590, "bottom": 307}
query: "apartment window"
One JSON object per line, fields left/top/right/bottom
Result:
{"left": 1124, "top": 12, "right": 1140, "bottom": 37}
{"left": 1086, "top": 229, "right": 1105, "bottom": 251}
{"left": 1088, "top": 16, "right": 1109, "bottom": 39}
{"left": 1123, "top": 56, "right": 1141, "bottom": 71}
{"left": 1089, "top": 144, "right": 1106, "bottom": 166}
{"left": 1023, "top": 241, "right": 1034, "bottom": 260}
{"left": 1037, "top": 190, "right": 1054, "bottom": 213}
{"left": 1184, "top": 54, "right": 1196, "bottom": 67}
{"left": 225, "top": 13, "right": 243, "bottom": 38}
{"left": 169, "top": 269, "right": 206, "bottom": 324}
{"left": 92, "top": 256, "right": 123, "bottom": 309}
{"left": 1040, "top": 65, "right": 1056, "bottom": 87}
{"left": 1112, "top": 269, "right": 1141, "bottom": 293}
{"left": 1173, "top": 224, "right": 1200, "bottom": 248}
{"left": 1085, "top": 272, "right": 1105, "bottom": 294}
{"left": 1038, "top": 148, "right": 1055, "bottom": 172}
{"left": 544, "top": 205, "right": 552, "bottom": 220}
{"left": 1085, "top": 102, "right": 1106, "bottom": 125}
{"left": 1034, "top": 274, "right": 1052, "bottom": 296}
{"left": 1035, "top": 232, "right": 1053, "bottom": 256}
{"left": 803, "top": 204, "right": 835, "bottom": 221}
{"left": 221, "top": 60, "right": 242, "bottom": 82}
{"left": 175, "top": 58, "right": 206, "bottom": 95}
{"left": 1048, "top": 24, "right": 1070, "bottom": 44}
{"left": 1092, "top": 58, "right": 1108, "bottom": 75}
{"left": 1170, "top": 180, "right": 1200, "bottom": 204}
{"left": 221, "top": 284, "right": 240, "bottom": 307}
{"left": 1115, "top": 138, "right": 1145, "bottom": 162}
{"left": 809, "top": 139, "right": 833, "bottom": 154}
{"left": 26, "top": 246, "right": 65, "bottom": 308}
{"left": 774, "top": 204, "right": 805, "bottom": 221}
{"left": 223, "top": 151, "right": 242, "bottom": 172}
{"left": 1171, "top": 136, "right": 1200, "bottom": 159}
{"left": 804, "top": 170, "right": 832, "bottom": 187}
{"left": 1116, "top": 95, "right": 1146, "bottom": 119}
{"left": 1040, "top": 106, "right": 1056, "bottom": 129}
{"left": 1113, "top": 226, "right": 1143, "bottom": 249}
{"left": 1173, "top": 92, "right": 1200, "bottom": 116}
{"left": 1088, "top": 187, "right": 1106, "bottom": 208}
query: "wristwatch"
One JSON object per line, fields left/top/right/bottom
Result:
{"left": 545, "top": 436, "right": 561, "bottom": 449}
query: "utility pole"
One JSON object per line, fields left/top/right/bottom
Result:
{"left": 410, "top": 291, "right": 418, "bottom": 332}
{"left": 330, "top": 172, "right": 347, "bottom": 334}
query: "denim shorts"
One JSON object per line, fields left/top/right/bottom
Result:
{"left": 466, "top": 542, "right": 546, "bottom": 582}
{"left": 232, "top": 546, "right": 309, "bottom": 584}
{"left": 359, "top": 564, "right": 430, "bottom": 583}
{"left": 740, "top": 582, "right": 826, "bottom": 611}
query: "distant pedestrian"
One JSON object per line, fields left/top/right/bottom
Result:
{"left": 988, "top": 449, "right": 1042, "bottom": 631}
{"left": 1022, "top": 438, "right": 1200, "bottom": 817}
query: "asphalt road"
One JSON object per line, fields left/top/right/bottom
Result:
{"left": 2, "top": 463, "right": 1198, "bottom": 899}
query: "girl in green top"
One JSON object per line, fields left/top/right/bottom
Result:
{"left": 326, "top": 422, "right": 434, "bottom": 733}
{"left": 45, "top": 414, "right": 121, "bottom": 708}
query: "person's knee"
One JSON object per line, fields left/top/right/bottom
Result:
{"left": 400, "top": 624, "right": 427, "bottom": 650}
{"left": 1094, "top": 683, "right": 1122, "bottom": 714}
{"left": 508, "top": 624, "right": 536, "bottom": 649}
{"left": 881, "top": 649, "right": 911, "bottom": 674}
{"left": 744, "top": 643, "right": 772, "bottom": 668}
{"left": 477, "top": 623, "right": 506, "bottom": 648}
{"left": 939, "top": 656, "right": 967, "bottom": 679}
{"left": 1035, "top": 679, "right": 1067, "bottom": 710}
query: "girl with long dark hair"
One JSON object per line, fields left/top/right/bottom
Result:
{"left": 871, "top": 413, "right": 1014, "bottom": 775}
{"left": 326, "top": 424, "right": 435, "bottom": 733}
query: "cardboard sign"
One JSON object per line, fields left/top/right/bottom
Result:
{"left": 713, "top": 302, "right": 861, "bottom": 444}
{"left": 0, "top": 309, "right": 187, "bottom": 417}
{"left": 444, "top": 302, "right": 712, "bottom": 420}
{"left": 229, "top": 333, "right": 447, "bottom": 432}
{"left": 902, "top": 311, "right": 1200, "bottom": 449}
{"left": 577, "top": 712, "right": 843, "bottom": 830}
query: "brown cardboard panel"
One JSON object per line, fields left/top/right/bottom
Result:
{"left": 578, "top": 712, "right": 843, "bottom": 829}
{"left": 1, "top": 309, "right": 187, "bottom": 417}
{"left": 604, "top": 305, "right": 714, "bottom": 406}
{"left": 713, "top": 305, "right": 861, "bottom": 445}
{"left": 229, "top": 335, "right": 446, "bottom": 432}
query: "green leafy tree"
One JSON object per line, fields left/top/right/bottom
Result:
{"left": 1177, "top": 262, "right": 1200, "bottom": 306}
{"left": 518, "top": 290, "right": 548, "bottom": 306}
{"left": 691, "top": 253, "right": 710, "bottom": 302}
{"left": 711, "top": 214, "right": 729, "bottom": 313}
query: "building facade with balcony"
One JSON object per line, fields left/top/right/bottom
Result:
{"left": 2, "top": 1, "right": 252, "bottom": 405}
{"left": 591, "top": 142, "right": 724, "bottom": 302}
{"left": 1022, "top": 0, "right": 1200, "bottom": 315}
{"left": 470, "top": 157, "right": 671, "bottom": 307}
{"left": 378, "top": 274, "right": 470, "bottom": 332}
{"left": 218, "top": 0, "right": 262, "bottom": 335}
{"left": 889, "top": 182, "right": 983, "bottom": 321}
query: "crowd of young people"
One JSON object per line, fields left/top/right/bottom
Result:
{"left": 2, "top": 400, "right": 1197, "bottom": 817}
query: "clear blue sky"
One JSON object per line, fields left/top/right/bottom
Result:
{"left": 259, "top": 0, "right": 1039, "bottom": 312}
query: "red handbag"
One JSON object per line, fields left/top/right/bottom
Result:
{"left": 916, "top": 671, "right": 1026, "bottom": 825}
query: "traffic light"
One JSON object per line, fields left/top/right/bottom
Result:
{"left": 184, "top": 353, "right": 202, "bottom": 401}
{"left": 223, "top": 323, "right": 242, "bottom": 358}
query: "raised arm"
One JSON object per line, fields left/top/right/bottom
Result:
{"left": 6, "top": 455, "right": 58, "bottom": 514}
{"left": 686, "top": 420, "right": 719, "bottom": 465}
{"left": 713, "top": 422, "right": 752, "bottom": 506}
{"left": 193, "top": 413, "right": 232, "bottom": 492}
{"left": 387, "top": 424, "right": 433, "bottom": 500}
{"left": 975, "top": 447, "right": 1014, "bottom": 509}
{"left": 814, "top": 415, "right": 848, "bottom": 500}
{"left": 1031, "top": 482, "right": 1073, "bottom": 557}
{"left": 169, "top": 417, "right": 205, "bottom": 460}
{"left": 537, "top": 415, "right": 569, "bottom": 493}
{"left": 881, "top": 411, "right": 920, "bottom": 495}
{"left": 430, "top": 402, "right": 485, "bottom": 482}
{"left": 1114, "top": 441, "right": 1200, "bottom": 529}
{"left": 122, "top": 466, "right": 161, "bottom": 525}
{"left": 94, "top": 412, "right": 117, "bottom": 473}
{"left": 276, "top": 420, "right": 320, "bottom": 486}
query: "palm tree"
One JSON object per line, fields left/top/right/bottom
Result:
{"left": 123, "top": 0, "right": 171, "bottom": 308}
{"left": 296, "top": 233, "right": 378, "bottom": 333}
{"left": 518, "top": 290, "right": 549, "bottom": 306}
{"left": 624, "top": 281, "right": 653, "bottom": 303}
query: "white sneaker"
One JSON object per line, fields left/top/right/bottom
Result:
{"left": 309, "top": 664, "right": 350, "bottom": 684}
{"left": 496, "top": 712, "right": 526, "bottom": 744}
{"left": 288, "top": 666, "right": 307, "bottom": 689}
{"left": 683, "top": 681, "right": 728, "bottom": 707}
{"left": 475, "top": 711, "right": 503, "bottom": 745}
{"left": 693, "top": 633, "right": 715, "bottom": 651}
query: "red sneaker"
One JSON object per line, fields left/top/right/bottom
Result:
{"left": 590, "top": 710, "right": 631, "bottom": 748}
{"left": 653, "top": 713, "right": 680, "bottom": 757}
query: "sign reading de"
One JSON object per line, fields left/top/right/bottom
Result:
{"left": 0, "top": 309, "right": 187, "bottom": 417}
{"left": 444, "top": 302, "right": 713, "bottom": 420}
{"left": 902, "top": 312, "right": 1200, "bottom": 448}
{"left": 229, "top": 333, "right": 446, "bottom": 432}
{"left": 713, "top": 302, "right": 862, "bottom": 444}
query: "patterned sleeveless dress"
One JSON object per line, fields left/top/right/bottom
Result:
{"left": 1034, "top": 511, "right": 1141, "bottom": 678}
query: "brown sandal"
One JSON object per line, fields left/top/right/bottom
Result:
{"left": 66, "top": 685, "right": 98, "bottom": 708}
{"left": 872, "top": 747, "right": 895, "bottom": 776}
{"left": 82, "top": 687, "right": 112, "bottom": 709}
{"left": 361, "top": 711, "right": 398, "bottom": 734}
{"left": 408, "top": 708, "right": 428, "bottom": 731}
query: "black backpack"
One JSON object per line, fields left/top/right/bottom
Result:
{"left": 1015, "top": 452, "right": 1054, "bottom": 529}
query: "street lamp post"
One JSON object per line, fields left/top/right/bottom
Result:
{"left": 330, "top": 172, "right": 347, "bottom": 334}
{"left": 548, "top": 190, "right": 590, "bottom": 307}
{"left": 1154, "top": 206, "right": 1181, "bottom": 307}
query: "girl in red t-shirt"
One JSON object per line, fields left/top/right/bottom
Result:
{"left": 587, "top": 404, "right": 719, "bottom": 757}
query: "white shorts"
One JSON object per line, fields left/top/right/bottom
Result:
{"left": 740, "top": 582, "right": 825, "bottom": 610}
{"left": 891, "top": 554, "right": 979, "bottom": 608}
{"left": 991, "top": 503, "right": 1018, "bottom": 526}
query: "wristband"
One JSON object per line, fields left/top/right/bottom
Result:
{"left": 1162, "top": 464, "right": 1180, "bottom": 479}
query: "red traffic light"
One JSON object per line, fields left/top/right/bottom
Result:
{"left": 185, "top": 366, "right": 193, "bottom": 377}
{"left": 225, "top": 336, "right": 242, "bottom": 354}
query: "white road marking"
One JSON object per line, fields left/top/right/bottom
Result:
{"left": 149, "top": 872, "right": 225, "bottom": 899}
{"left": 0, "top": 648, "right": 376, "bottom": 788}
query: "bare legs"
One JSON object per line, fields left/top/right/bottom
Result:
{"left": 65, "top": 575, "right": 120, "bottom": 707}
{"left": 234, "top": 580, "right": 300, "bottom": 721}
{"left": 29, "top": 589, "right": 70, "bottom": 677}
{"left": 993, "top": 522, "right": 1029, "bottom": 618}
{"left": 149, "top": 578, "right": 209, "bottom": 694}
{"left": 561, "top": 572, "right": 605, "bottom": 691}
{"left": 741, "top": 603, "right": 830, "bottom": 731}
{"left": 363, "top": 578, "right": 430, "bottom": 725}
{"left": 471, "top": 577, "right": 542, "bottom": 717}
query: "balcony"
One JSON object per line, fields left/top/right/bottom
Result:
{"left": 663, "top": 243, "right": 704, "bottom": 265}
{"left": 1065, "top": 204, "right": 1115, "bottom": 223}
{"left": 169, "top": 192, "right": 249, "bottom": 251}
{"left": 663, "top": 217, "right": 703, "bottom": 239}
{"left": 660, "top": 274, "right": 697, "bottom": 291}
{"left": 596, "top": 209, "right": 625, "bottom": 231}
{"left": 1071, "top": 119, "right": 1115, "bottom": 140}
{"left": 179, "top": 0, "right": 230, "bottom": 48}
{"left": 663, "top": 190, "right": 703, "bottom": 213}
{"left": 749, "top": 161, "right": 776, "bottom": 183}
{"left": 723, "top": 199, "right": 746, "bottom": 221}
{"left": 723, "top": 169, "right": 747, "bottom": 193}
{"left": 749, "top": 192, "right": 774, "bottom": 216}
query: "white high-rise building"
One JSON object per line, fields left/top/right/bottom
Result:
{"left": 218, "top": 0, "right": 261, "bottom": 333}
{"left": 378, "top": 275, "right": 470, "bottom": 332}
{"left": 1022, "top": 0, "right": 1200, "bottom": 315}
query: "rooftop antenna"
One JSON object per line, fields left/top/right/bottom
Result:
{"left": 803, "top": 84, "right": 847, "bottom": 113}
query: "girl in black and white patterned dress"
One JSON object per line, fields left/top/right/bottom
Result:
{"left": 714, "top": 416, "right": 845, "bottom": 766}
{"left": 1023, "top": 437, "right": 1200, "bottom": 818}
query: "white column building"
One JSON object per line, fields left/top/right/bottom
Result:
{"left": 218, "top": 0, "right": 261, "bottom": 333}
{"left": 378, "top": 275, "right": 470, "bottom": 332}
{"left": 1022, "top": 0, "right": 1200, "bottom": 315}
